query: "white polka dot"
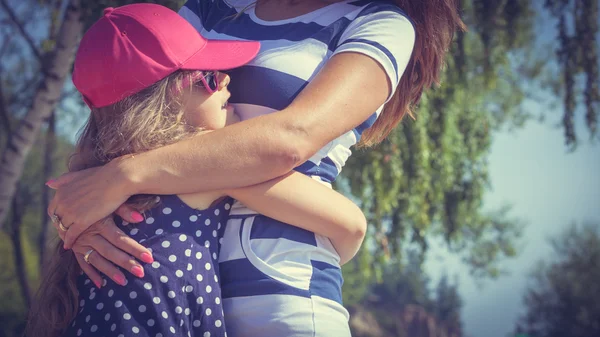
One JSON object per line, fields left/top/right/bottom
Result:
{"left": 139, "top": 305, "right": 147, "bottom": 312}
{"left": 147, "top": 248, "right": 153, "bottom": 253}
{"left": 96, "top": 303, "right": 104, "bottom": 310}
{"left": 84, "top": 279, "right": 90, "bottom": 285}
{"left": 104, "top": 313, "right": 111, "bottom": 320}
{"left": 195, "top": 230, "right": 202, "bottom": 237}
{"left": 196, "top": 274, "right": 203, "bottom": 282}
{"left": 132, "top": 326, "right": 140, "bottom": 334}
{"left": 85, "top": 315, "right": 91, "bottom": 322}
{"left": 187, "top": 263, "right": 193, "bottom": 271}
{"left": 196, "top": 296, "right": 204, "bottom": 304}
{"left": 168, "top": 291, "right": 176, "bottom": 298}
{"left": 111, "top": 324, "right": 116, "bottom": 331}
{"left": 205, "top": 219, "right": 211, "bottom": 226}
{"left": 124, "top": 313, "right": 132, "bottom": 320}
{"left": 163, "top": 207, "right": 172, "bottom": 214}
{"left": 118, "top": 335, "right": 124, "bottom": 337}
{"left": 102, "top": 278, "right": 107, "bottom": 286}
{"left": 224, "top": 203, "right": 231, "bottom": 210}
{"left": 213, "top": 230, "right": 217, "bottom": 237}
{"left": 219, "top": 238, "right": 223, "bottom": 245}
{"left": 147, "top": 319, "right": 155, "bottom": 327}
{"left": 153, "top": 297, "right": 161, "bottom": 304}
{"left": 180, "top": 319, "right": 184, "bottom": 327}
{"left": 80, "top": 299, "right": 85, "bottom": 306}
{"left": 184, "top": 308, "right": 191, "bottom": 315}
{"left": 160, "top": 276, "right": 168, "bottom": 283}
{"left": 204, "top": 240, "right": 210, "bottom": 248}
{"left": 91, "top": 325, "right": 98, "bottom": 332}
{"left": 169, "top": 255, "right": 177, "bottom": 262}
{"left": 205, "top": 263, "right": 211, "bottom": 270}
{"left": 89, "top": 292, "right": 96, "bottom": 300}
{"left": 179, "top": 234, "right": 187, "bottom": 241}
{"left": 170, "top": 326, "right": 176, "bottom": 333}
{"left": 156, "top": 334, "right": 163, "bottom": 337}
{"left": 185, "top": 285, "right": 193, "bottom": 292}
{"left": 122, "top": 220, "right": 130, "bottom": 226}
{"left": 175, "top": 306, "right": 183, "bottom": 314}
{"left": 152, "top": 261, "right": 161, "bottom": 269}
{"left": 214, "top": 209, "right": 220, "bottom": 215}
{"left": 172, "top": 220, "right": 180, "bottom": 228}
{"left": 204, "top": 332, "right": 211, "bottom": 337}
{"left": 189, "top": 215, "right": 198, "bottom": 221}
{"left": 212, "top": 252, "right": 217, "bottom": 260}
{"left": 155, "top": 228, "right": 163, "bottom": 235}
{"left": 196, "top": 252, "right": 202, "bottom": 259}
{"left": 144, "top": 282, "right": 152, "bottom": 290}
{"left": 206, "top": 308, "right": 212, "bottom": 316}
{"left": 130, "top": 291, "right": 137, "bottom": 299}
{"left": 77, "top": 329, "right": 82, "bottom": 336}
{"left": 193, "top": 320, "right": 201, "bottom": 327}
{"left": 162, "top": 240, "right": 171, "bottom": 248}
{"left": 115, "top": 300, "right": 123, "bottom": 308}
{"left": 162, "top": 311, "right": 169, "bottom": 319}
{"left": 130, "top": 228, "right": 139, "bottom": 235}
{"left": 185, "top": 249, "right": 192, "bottom": 257}
{"left": 146, "top": 217, "right": 155, "bottom": 224}
{"left": 139, "top": 239, "right": 146, "bottom": 243}
{"left": 176, "top": 270, "right": 183, "bottom": 277}
{"left": 206, "top": 285, "right": 212, "bottom": 293}
{"left": 215, "top": 297, "right": 221, "bottom": 305}
{"left": 215, "top": 320, "right": 222, "bottom": 327}
{"left": 214, "top": 275, "right": 218, "bottom": 282}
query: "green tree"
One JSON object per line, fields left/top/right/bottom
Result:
{"left": 514, "top": 223, "right": 600, "bottom": 337}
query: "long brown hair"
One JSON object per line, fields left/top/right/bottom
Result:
{"left": 25, "top": 70, "right": 204, "bottom": 337}
{"left": 359, "top": 0, "right": 466, "bottom": 147}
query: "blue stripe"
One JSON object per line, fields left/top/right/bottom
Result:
{"left": 219, "top": 259, "right": 310, "bottom": 299}
{"left": 294, "top": 158, "right": 339, "bottom": 183}
{"left": 249, "top": 215, "right": 317, "bottom": 246}
{"left": 227, "top": 66, "right": 308, "bottom": 111}
{"left": 352, "top": 111, "right": 378, "bottom": 140}
{"left": 356, "top": 1, "right": 414, "bottom": 28}
{"left": 339, "top": 38, "right": 398, "bottom": 76}
{"left": 309, "top": 260, "right": 344, "bottom": 304}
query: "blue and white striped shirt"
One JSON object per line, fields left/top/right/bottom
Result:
{"left": 179, "top": 1, "right": 414, "bottom": 336}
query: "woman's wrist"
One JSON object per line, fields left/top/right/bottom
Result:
{"left": 111, "top": 154, "right": 142, "bottom": 196}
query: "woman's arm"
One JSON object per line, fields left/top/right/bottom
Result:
{"left": 226, "top": 172, "right": 367, "bottom": 265}
{"left": 50, "top": 52, "right": 390, "bottom": 248}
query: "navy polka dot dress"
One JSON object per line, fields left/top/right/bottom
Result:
{"left": 63, "top": 195, "right": 232, "bottom": 337}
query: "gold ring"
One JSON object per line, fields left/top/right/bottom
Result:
{"left": 58, "top": 221, "right": 69, "bottom": 232}
{"left": 84, "top": 249, "right": 95, "bottom": 264}
{"left": 50, "top": 213, "right": 60, "bottom": 224}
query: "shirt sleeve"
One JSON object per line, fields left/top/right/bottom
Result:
{"left": 333, "top": 6, "right": 415, "bottom": 101}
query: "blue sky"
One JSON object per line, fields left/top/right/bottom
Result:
{"left": 425, "top": 114, "right": 600, "bottom": 337}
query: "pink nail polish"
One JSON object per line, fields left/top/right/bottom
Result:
{"left": 45, "top": 179, "right": 55, "bottom": 186}
{"left": 114, "top": 274, "right": 126, "bottom": 285}
{"left": 94, "top": 280, "right": 102, "bottom": 289}
{"left": 131, "top": 265, "right": 144, "bottom": 278}
{"left": 140, "top": 252, "right": 154, "bottom": 264}
{"left": 131, "top": 212, "right": 144, "bottom": 222}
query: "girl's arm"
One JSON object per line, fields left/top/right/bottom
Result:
{"left": 226, "top": 172, "right": 367, "bottom": 265}
{"left": 50, "top": 52, "right": 391, "bottom": 248}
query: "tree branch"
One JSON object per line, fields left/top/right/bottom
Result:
{"left": 0, "top": 0, "right": 44, "bottom": 64}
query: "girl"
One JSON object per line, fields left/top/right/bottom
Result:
{"left": 47, "top": 0, "right": 465, "bottom": 336}
{"left": 28, "top": 4, "right": 366, "bottom": 337}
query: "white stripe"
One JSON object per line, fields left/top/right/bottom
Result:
{"left": 219, "top": 218, "right": 245, "bottom": 262}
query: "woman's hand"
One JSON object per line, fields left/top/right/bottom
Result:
{"left": 47, "top": 157, "right": 140, "bottom": 249}
{"left": 52, "top": 215, "right": 154, "bottom": 287}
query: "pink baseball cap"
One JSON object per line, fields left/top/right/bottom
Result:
{"left": 73, "top": 3, "right": 260, "bottom": 108}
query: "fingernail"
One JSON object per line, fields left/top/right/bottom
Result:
{"left": 131, "top": 212, "right": 144, "bottom": 222}
{"left": 94, "top": 280, "right": 102, "bottom": 289}
{"left": 140, "top": 252, "right": 154, "bottom": 264}
{"left": 113, "top": 274, "right": 127, "bottom": 285}
{"left": 131, "top": 265, "right": 144, "bottom": 278}
{"left": 45, "top": 179, "right": 55, "bottom": 186}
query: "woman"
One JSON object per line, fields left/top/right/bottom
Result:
{"left": 47, "top": 0, "right": 465, "bottom": 336}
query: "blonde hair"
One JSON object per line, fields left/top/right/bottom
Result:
{"left": 25, "top": 70, "right": 205, "bottom": 337}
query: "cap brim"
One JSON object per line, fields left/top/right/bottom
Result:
{"left": 181, "top": 39, "right": 260, "bottom": 71}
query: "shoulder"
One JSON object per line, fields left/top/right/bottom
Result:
{"left": 348, "top": 0, "right": 414, "bottom": 28}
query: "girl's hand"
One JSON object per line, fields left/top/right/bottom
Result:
{"left": 47, "top": 158, "right": 140, "bottom": 249}
{"left": 52, "top": 215, "right": 154, "bottom": 287}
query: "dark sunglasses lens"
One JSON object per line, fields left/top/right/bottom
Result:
{"left": 205, "top": 72, "right": 218, "bottom": 91}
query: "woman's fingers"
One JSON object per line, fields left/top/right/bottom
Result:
{"left": 80, "top": 246, "right": 129, "bottom": 286}
{"left": 46, "top": 171, "right": 83, "bottom": 189}
{"left": 115, "top": 204, "right": 145, "bottom": 223}
{"left": 75, "top": 253, "right": 103, "bottom": 289}
{"left": 99, "top": 219, "right": 154, "bottom": 264}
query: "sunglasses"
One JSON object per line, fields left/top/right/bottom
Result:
{"left": 195, "top": 71, "right": 219, "bottom": 94}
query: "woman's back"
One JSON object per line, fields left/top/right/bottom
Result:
{"left": 63, "top": 195, "right": 232, "bottom": 337}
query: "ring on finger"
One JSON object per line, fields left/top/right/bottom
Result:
{"left": 84, "top": 249, "right": 95, "bottom": 264}
{"left": 58, "top": 221, "right": 69, "bottom": 232}
{"left": 50, "top": 213, "right": 60, "bottom": 224}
